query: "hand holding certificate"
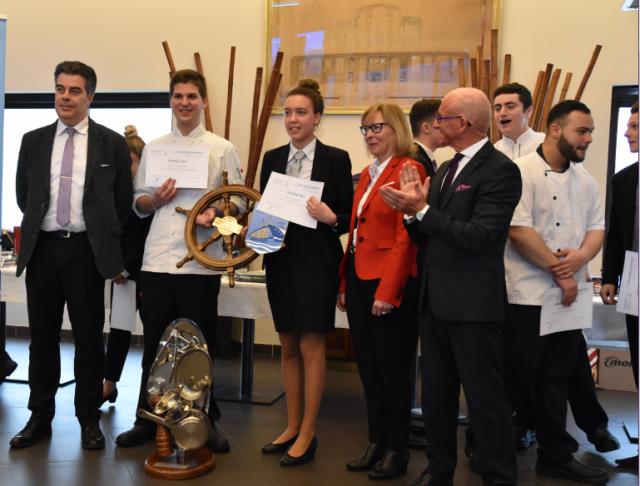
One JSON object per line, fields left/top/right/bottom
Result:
{"left": 259, "top": 172, "right": 325, "bottom": 228}
{"left": 145, "top": 144, "right": 210, "bottom": 188}
{"left": 540, "top": 282, "right": 593, "bottom": 336}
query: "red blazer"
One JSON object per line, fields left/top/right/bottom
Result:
{"left": 338, "top": 155, "right": 426, "bottom": 307}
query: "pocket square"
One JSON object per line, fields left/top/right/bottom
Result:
{"left": 455, "top": 184, "right": 472, "bottom": 192}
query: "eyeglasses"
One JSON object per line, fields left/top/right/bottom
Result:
{"left": 359, "top": 122, "right": 391, "bottom": 135}
{"left": 435, "top": 113, "right": 464, "bottom": 123}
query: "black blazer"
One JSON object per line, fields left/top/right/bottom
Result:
{"left": 259, "top": 140, "right": 353, "bottom": 269}
{"left": 121, "top": 211, "right": 153, "bottom": 282}
{"left": 602, "top": 162, "right": 638, "bottom": 287}
{"left": 411, "top": 142, "right": 437, "bottom": 179}
{"left": 406, "top": 141, "right": 522, "bottom": 322}
{"left": 16, "top": 119, "right": 133, "bottom": 278}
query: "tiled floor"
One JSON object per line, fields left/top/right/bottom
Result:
{"left": 0, "top": 337, "right": 638, "bottom": 485}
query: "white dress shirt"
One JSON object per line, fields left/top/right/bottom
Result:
{"left": 505, "top": 149, "right": 605, "bottom": 305}
{"left": 41, "top": 117, "right": 89, "bottom": 232}
{"left": 134, "top": 125, "right": 244, "bottom": 275}
{"left": 494, "top": 128, "right": 545, "bottom": 161}
{"left": 414, "top": 137, "right": 489, "bottom": 221}
{"left": 353, "top": 157, "right": 391, "bottom": 246}
{"left": 286, "top": 138, "right": 316, "bottom": 180}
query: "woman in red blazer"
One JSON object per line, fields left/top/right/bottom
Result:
{"left": 338, "top": 103, "right": 426, "bottom": 480}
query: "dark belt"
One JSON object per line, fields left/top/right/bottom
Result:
{"left": 41, "top": 230, "right": 87, "bottom": 239}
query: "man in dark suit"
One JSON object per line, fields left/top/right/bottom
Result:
{"left": 601, "top": 101, "right": 638, "bottom": 468}
{"left": 10, "top": 61, "right": 132, "bottom": 450}
{"left": 409, "top": 99, "right": 444, "bottom": 178}
{"left": 381, "top": 87, "right": 521, "bottom": 486}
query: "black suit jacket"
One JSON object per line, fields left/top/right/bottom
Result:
{"left": 602, "top": 162, "right": 638, "bottom": 287}
{"left": 411, "top": 142, "right": 437, "bottom": 179}
{"left": 406, "top": 141, "right": 522, "bottom": 322}
{"left": 259, "top": 140, "right": 353, "bottom": 269}
{"left": 16, "top": 119, "right": 133, "bottom": 278}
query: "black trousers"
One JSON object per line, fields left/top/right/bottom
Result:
{"left": 25, "top": 232, "right": 105, "bottom": 424}
{"left": 135, "top": 271, "right": 221, "bottom": 424}
{"left": 503, "top": 326, "right": 608, "bottom": 434}
{"left": 627, "top": 314, "right": 639, "bottom": 387}
{"left": 420, "top": 307, "right": 516, "bottom": 484}
{"left": 345, "top": 259, "right": 417, "bottom": 452}
{"left": 504, "top": 304, "right": 581, "bottom": 464}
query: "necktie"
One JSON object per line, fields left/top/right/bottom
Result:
{"left": 56, "top": 127, "right": 76, "bottom": 227}
{"left": 440, "top": 152, "right": 464, "bottom": 194}
{"left": 287, "top": 150, "right": 305, "bottom": 178}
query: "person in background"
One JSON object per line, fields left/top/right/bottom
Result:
{"left": 339, "top": 102, "right": 425, "bottom": 481}
{"left": 260, "top": 79, "right": 353, "bottom": 467}
{"left": 600, "top": 101, "right": 639, "bottom": 469}
{"left": 409, "top": 98, "right": 445, "bottom": 178}
{"left": 102, "top": 125, "right": 151, "bottom": 405}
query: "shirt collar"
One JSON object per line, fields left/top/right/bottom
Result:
{"left": 502, "top": 128, "right": 538, "bottom": 146}
{"left": 459, "top": 137, "right": 489, "bottom": 160}
{"left": 172, "top": 124, "right": 206, "bottom": 138}
{"left": 368, "top": 156, "right": 392, "bottom": 180}
{"left": 57, "top": 116, "right": 89, "bottom": 136}
{"left": 415, "top": 140, "right": 435, "bottom": 161}
{"left": 288, "top": 138, "right": 316, "bottom": 162}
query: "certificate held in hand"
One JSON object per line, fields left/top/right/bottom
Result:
{"left": 145, "top": 144, "right": 210, "bottom": 189}
{"left": 259, "top": 172, "right": 324, "bottom": 229}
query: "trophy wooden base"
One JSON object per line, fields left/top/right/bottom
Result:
{"left": 144, "top": 448, "right": 216, "bottom": 480}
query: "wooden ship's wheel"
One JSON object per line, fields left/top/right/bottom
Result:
{"left": 175, "top": 171, "right": 261, "bottom": 287}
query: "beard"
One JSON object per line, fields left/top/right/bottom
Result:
{"left": 557, "top": 133, "right": 587, "bottom": 162}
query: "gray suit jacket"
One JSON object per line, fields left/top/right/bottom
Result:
{"left": 15, "top": 118, "right": 132, "bottom": 278}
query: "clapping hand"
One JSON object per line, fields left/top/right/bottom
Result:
{"left": 379, "top": 162, "right": 429, "bottom": 216}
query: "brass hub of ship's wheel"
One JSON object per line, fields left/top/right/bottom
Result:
{"left": 175, "top": 172, "right": 261, "bottom": 287}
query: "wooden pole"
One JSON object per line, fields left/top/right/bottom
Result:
{"left": 558, "top": 72, "right": 573, "bottom": 102}
{"left": 539, "top": 68, "right": 562, "bottom": 131}
{"left": 530, "top": 71, "right": 544, "bottom": 126}
{"left": 502, "top": 54, "right": 511, "bottom": 85}
{"left": 245, "top": 52, "right": 284, "bottom": 189}
{"left": 457, "top": 58, "right": 466, "bottom": 87}
{"left": 532, "top": 64, "right": 553, "bottom": 130}
{"left": 249, "top": 67, "right": 263, "bottom": 158}
{"left": 476, "top": 45, "right": 483, "bottom": 82}
{"left": 162, "top": 41, "right": 176, "bottom": 78}
{"left": 574, "top": 44, "right": 602, "bottom": 101}
{"left": 490, "top": 29, "right": 498, "bottom": 97}
{"left": 481, "top": 59, "right": 491, "bottom": 98}
{"left": 194, "top": 52, "right": 213, "bottom": 132}
{"left": 470, "top": 58, "right": 479, "bottom": 88}
{"left": 224, "top": 46, "right": 237, "bottom": 140}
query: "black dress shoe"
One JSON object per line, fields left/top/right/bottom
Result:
{"left": 368, "top": 450, "right": 409, "bottom": 480}
{"left": 513, "top": 427, "right": 536, "bottom": 450}
{"left": 346, "top": 442, "right": 385, "bottom": 471}
{"left": 0, "top": 357, "right": 17, "bottom": 382}
{"left": 116, "top": 423, "right": 156, "bottom": 447}
{"left": 262, "top": 434, "right": 298, "bottom": 454}
{"left": 280, "top": 436, "right": 317, "bottom": 467}
{"left": 536, "top": 458, "right": 608, "bottom": 485}
{"left": 81, "top": 423, "right": 105, "bottom": 450}
{"left": 409, "top": 469, "right": 453, "bottom": 486}
{"left": 615, "top": 454, "right": 638, "bottom": 468}
{"left": 101, "top": 387, "right": 118, "bottom": 406}
{"left": 207, "top": 422, "right": 230, "bottom": 453}
{"left": 9, "top": 419, "right": 52, "bottom": 448}
{"left": 587, "top": 427, "right": 620, "bottom": 453}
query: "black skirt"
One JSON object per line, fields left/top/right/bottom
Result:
{"left": 264, "top": 223, "right": 341, "bottom": 333}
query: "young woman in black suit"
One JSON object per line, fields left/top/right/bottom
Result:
{"left": 259, "top": 79, "right": 353, "bottom": 466}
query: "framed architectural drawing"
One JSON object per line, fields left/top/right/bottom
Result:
{"left": 267, "top": 0, "right": 500, "bottom": 113}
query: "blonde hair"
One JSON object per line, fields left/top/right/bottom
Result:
{"left": 123, "top": 125, "right": 145, "bottom": 159}
{"left": 361, "top": 103, "right": 413, "bottom": 157}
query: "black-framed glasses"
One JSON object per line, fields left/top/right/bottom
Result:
{"left": 359, "top": 122, "right": 391, "bottom": 135}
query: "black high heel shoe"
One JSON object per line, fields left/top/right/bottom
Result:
{"left": 262, "top": 434, "right": 299, "bottom": 454}
{"left": 101, "top": 387, "right": 118, "bottom": 405}
{"left": 280, "top": 437, "right": 318, "bottom": 467}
